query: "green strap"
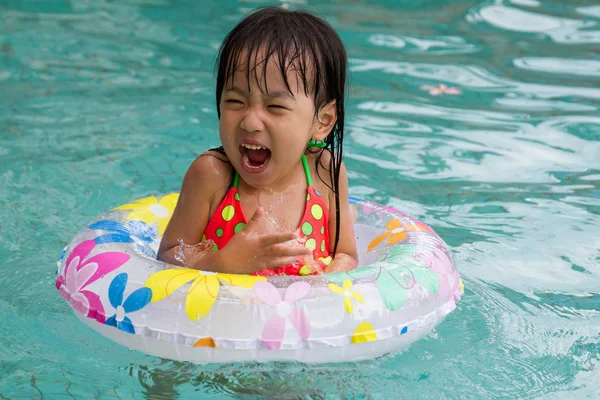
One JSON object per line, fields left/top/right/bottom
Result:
{"left": 233, "top": 154, "right": 312, "bottom": 188}
{"left": 301, "top": 154, "right": 312, "bottom": 187}
{"left": 233, "top": 170, "right": 239, "bottom": 188}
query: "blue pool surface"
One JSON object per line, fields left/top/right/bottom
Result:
{"left": 1, "top": 0, "right": 600, "bottom": 398}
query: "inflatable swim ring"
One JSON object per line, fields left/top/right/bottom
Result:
{"left": 55, "top": 193, "right": 463, "bottom": 363}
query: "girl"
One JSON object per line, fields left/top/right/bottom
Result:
{"left": 158, "top": 7, "right": 357, "bottom": 275}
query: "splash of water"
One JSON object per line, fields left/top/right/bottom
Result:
{"left": 174, "top": 238, "right": 216, "bottom": 267}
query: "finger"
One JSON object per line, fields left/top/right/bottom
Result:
{"left": 267, "top": 243, "right": 312, "bottom": 258}
{"left": 260, "top": 231, "right": 300, "bottom": 247}
{"left": 246, "top": 206, "right": 265, "bottom": 226}
{"left": 239, "top": 207, "right": 266, "bottom": 236}
{"left": 261, "top": 256, "right": 300, "bottom": 270}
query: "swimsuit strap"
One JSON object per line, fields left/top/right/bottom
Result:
{"left": 232, "top": 154, "right": 312, "bottom": 188}
{"left": 301, "top": 154, "right": 313, "bottom": 187}
{"left": 233, "top": 169, "right": 240, "bottom": 188}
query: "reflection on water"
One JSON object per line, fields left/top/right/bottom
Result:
{"left": 1, "top": 0, "right": 599, "bottom": 398}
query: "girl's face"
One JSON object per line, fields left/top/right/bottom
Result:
{"left": 219, "top": 53, "right": 333, "bottom": 189}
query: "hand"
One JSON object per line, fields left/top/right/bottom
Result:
{"left": 218, "top": 207, "right": 312, "bottom": 274}
{"left": 324, "top": 253, "right": 358, "bottom": 274}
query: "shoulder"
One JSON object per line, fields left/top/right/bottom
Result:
{"left": 181, "top": 150, "right": 233, "bottom": 204}
{"left": 305, "top": 150, "right": 348, "bottom": 207}
{"left": 306, "top": 149, "right": 348, "bottom": 188}
{"left": 185, "top": 151, "right": 230, "bottom": 181}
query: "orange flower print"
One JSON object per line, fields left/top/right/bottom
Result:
{"left": 367, "top": 219, "right": 428, "bottom": 252}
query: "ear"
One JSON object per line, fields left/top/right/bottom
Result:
{"left": 313, "top": 100, "right": 337, "bottom": 141}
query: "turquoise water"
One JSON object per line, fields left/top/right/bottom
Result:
{"left": 1, "top": 0, "right": 599, "bottom": 397}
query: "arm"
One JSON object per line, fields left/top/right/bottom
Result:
{"left": 157, "top": 154, "right": 225, "bottom": 266}
{"left": 325, "top": 161, "right": 359, "bottom": 273}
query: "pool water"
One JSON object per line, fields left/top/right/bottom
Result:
{"left": 1, "top": 0, "right": 599, "bottom": 398}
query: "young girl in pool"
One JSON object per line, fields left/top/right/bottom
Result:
{"left": 157, "top": 7, "right": 357, "bottom": 276}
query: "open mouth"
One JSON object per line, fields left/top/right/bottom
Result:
{"left": 240, "top": 143, "right": 271, "bottom": 173}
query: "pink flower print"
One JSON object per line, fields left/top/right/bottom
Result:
{"left": 56, "top": 240, "right": 130, "bottom": 322}
{"left": 359, "top": 201, "right": 374, "bottom": 216}
{"left": 420, "top": 84, "right": 462, "bottom": 96}
{"left": 416, "top": 247, "right": 459, "bottom": 300}
{"left": 254, "top": 281, "right": 311, "bottom": 350}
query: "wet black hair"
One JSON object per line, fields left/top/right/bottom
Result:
{"left": 214, "top": 7, "right": 347, "bottom": 256}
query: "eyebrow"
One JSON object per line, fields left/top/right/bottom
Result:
{"left": 225, "top": 86, "right": 296, "bottom": 102}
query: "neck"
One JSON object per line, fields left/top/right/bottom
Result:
{"left": 238, "top": 158, "right": 307, "bottom": 195}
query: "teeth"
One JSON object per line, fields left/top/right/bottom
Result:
{"left": 242, "top": 143, "right": 266, "bottom": 150}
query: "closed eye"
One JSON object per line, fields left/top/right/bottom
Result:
{"left": 268, "top": 105, "right": 288, "bottom": 111}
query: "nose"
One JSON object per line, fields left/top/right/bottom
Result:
{"left": 240, "top": 107, "right": 265, "bottom": 133}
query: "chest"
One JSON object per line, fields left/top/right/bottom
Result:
{"left": 238, "top": 185, "right": 314, "bottom": 234}
{"left": 206, "top": 158, "right": 331, "bottom": 237}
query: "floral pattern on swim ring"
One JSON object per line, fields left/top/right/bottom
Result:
{"left": 105, "top": 273, "right": 152, "bottom": 334}
{"left": 194, "top": 337, "right": 217, "bottom": 348}
{"left": 254, "top": 281, "right": 311, "bottom": 350}
{"left": 351, "top": 322, "right": 377, "bottom": 344}
{"left": 57, "top": 246, "right": 67, "bottom": 271}
{"left": 413, "top": 247, "right": 461, "bottom": 301}
{"left": 328, "top": 245, "right": 439, "bottom": 311}
{"left": 367, "top": 219, "right": 430, "bottom": 252}
{"left": 114, "top": 194, "right": 179, "bottom": 235}
{"left": 144, "top": 268, "right": 266, "bottom": 321}
{"left": 56, "top": 240, "right": 130, "bottom": 323}
{"left": 89, "top": 219, "right": 157, "bottom": 257}
{"left": 328, "top": 280, "right": 365, "bottom": 314}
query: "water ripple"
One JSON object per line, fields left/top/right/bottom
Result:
{"left": 351, "top": 59, "right": 600, "bottom": 99}
{"left": 513, "top": 57, "right": 600, "bottom": 77}
{"left": 468, "top": 3, "right": 600, "bottom": 44}
{"left": 577, "top": 5, "right": 600, "bottom": 18}
{"left": 368, "top": 34, "right": 481, "bottom": 55}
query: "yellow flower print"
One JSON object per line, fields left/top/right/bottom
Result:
{"left": 367, "top": 219, "right": 428, "bottom": 252}
{"left": 114, "top": 194, "right": 179, "bottom": 235}
{"left": 351, "top": 322, "right": 377, "bottom": 344}
{"left": 328, "top": 279, "right": 365, "bottom": 314}
{"left": 144, "top": 268, "right": 266, "bottom": 321}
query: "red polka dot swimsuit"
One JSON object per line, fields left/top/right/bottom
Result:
{"left": 203, "top": 155, "right": 331, "bottom": 276}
